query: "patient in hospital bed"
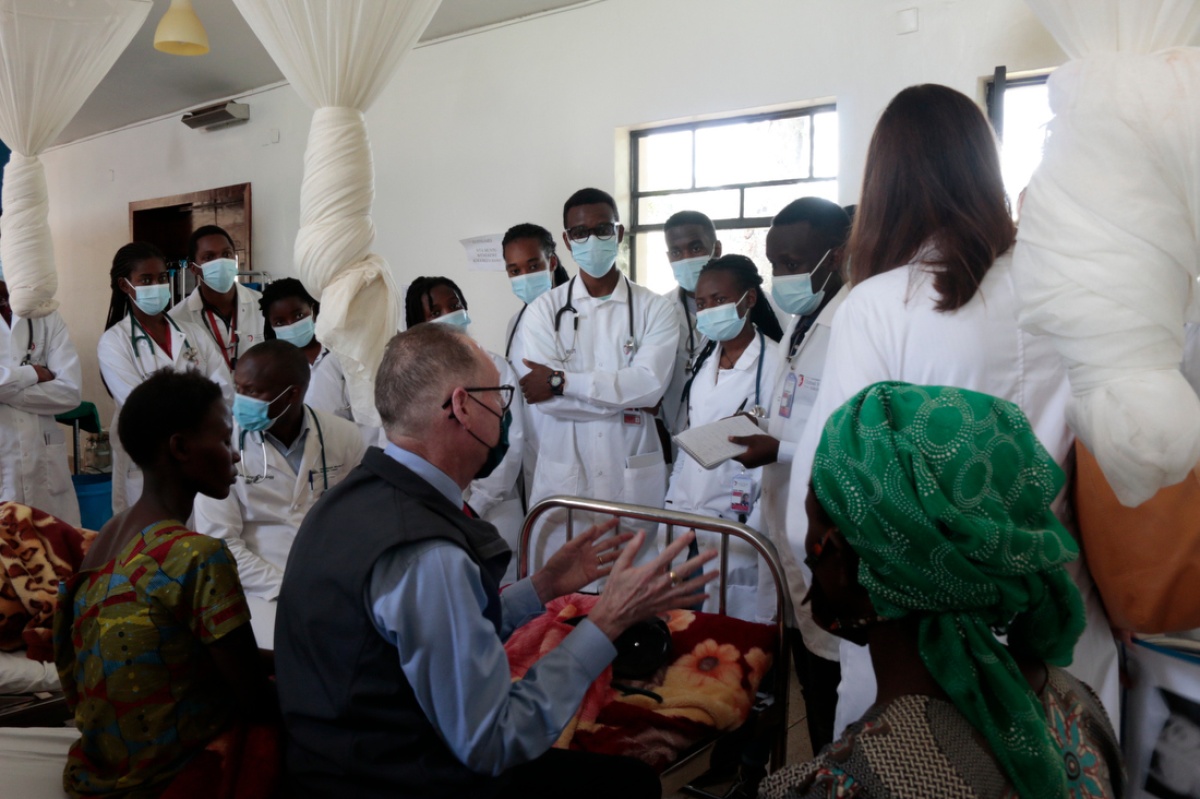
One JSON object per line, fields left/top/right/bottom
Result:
{"left": 52, "top": 370, "right": 274, "bottom": 798}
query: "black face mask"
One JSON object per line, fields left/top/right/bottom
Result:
{"left": 453, "top": 395, "right": 511, "bottom": 481}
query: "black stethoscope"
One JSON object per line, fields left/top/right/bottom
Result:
{"left": 505, "top": 304, "right": 527, "bottom": 361}
{"left": 129, "top": 313, "right": 198, "bottom": 377}
{"left": 678, "top": 287, "right": 698, "bottom": 371}
{"left": 238, "top": 405, "right": 328, "bottom": 490}
{"left": 554, "top": 276, "right": 636, "bottom": 364}
{"left": 17, "top": 318, "right": 34, "bottom": 366}
{"left": 680, "top": 328, "right": 767, "bottom": 426}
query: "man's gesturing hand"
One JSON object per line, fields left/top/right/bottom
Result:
{"left": 587, "top": 530, "right": 719, "bottom": 641}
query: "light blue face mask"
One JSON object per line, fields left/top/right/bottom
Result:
{"left": 771, "top": 249, "right": 833, "bottom": 316}
{"left": 200, "top": 257, "right": 239, "bottom": 294}
{"left": 671, "top": 255, "right": 711, "bottom": 293}
{"left": 274, "top": 315, "right": 315, "bottom": 348}
{"left": 233, "top": 385, "right": 292, "bottom": 433}
{"left": 695, "top": 291, "right": 749, "bottom": 342}
{"left": 125, "top": 279, "right": 171, "bottom": 316}
{"left": 570, "top": 235, "right": 619, "bottom": 278}
{"left": 433, "top": 309, "right": 471, "bottom": 330}
{"left": 510, "top": 270, "right": 553, "bottom": 305}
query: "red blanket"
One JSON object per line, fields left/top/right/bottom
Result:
{"left": 0, "top": 502, "right": 95, "bottom": 661}
{"left": 505, "top": 594, "right": 776, "bottom": 770}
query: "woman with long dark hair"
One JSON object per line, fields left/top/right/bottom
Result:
{"left": 98, "top": 242, "right": 230, "bottom": 513}
{"left": 783, "top": 84, "right": 1119, "bottom": 733}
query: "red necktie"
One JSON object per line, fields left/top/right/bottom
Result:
{"left": 462, "top": 502, "right": 476, "bottom": 519}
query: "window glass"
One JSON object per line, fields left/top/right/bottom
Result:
{"left": 637, "top": 189, "right": 741, "bottom": 226}
{"left": 637, "top": 130, "right": 694, "bottom": 192}
{"left": 694, "top": 115, "right": 811, "bottom": 187}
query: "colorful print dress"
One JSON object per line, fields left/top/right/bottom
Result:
{"left": 53, "top": 520, "right": 251, "bottom": 798}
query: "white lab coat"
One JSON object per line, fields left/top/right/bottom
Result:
{"left": 0, "top": 312, "right": 82, "bottom": 525}
{"left": 306, "top": 348, "right": 380, "bottom": 447}
{"left": 784, "top": 252, "right": 1121, "bottom": 732}
{"left": 664, "top": 328, "right": 781, "bottom": 622}
{"left": 516, "top": 276, "right": 679, "bottom": 569}
{"left": 193, "top": 406, "right": 366, "bottom": 600}
{"left": 505, "top": 305, "right": 541, "bottom": 505}
{"left": 753, "top": 287, "right": 847, "bottom": 658}
{"left": 169, "top": 282, "right": 265, "bottom": 372}
{"left": 98, "top": 314, "right": 232, "bottom": 513}
{"left": 465, "top": 351, "right": 528, "bottom": 584}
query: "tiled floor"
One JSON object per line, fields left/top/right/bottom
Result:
{"left": 665, "top": 669, "right": 812, "bottom": 798}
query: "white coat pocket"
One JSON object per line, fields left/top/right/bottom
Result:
{"left": 43, "top": 428, "right": 72, "bottom": 496}
{"left": 621, "top": 453, "right": 667, "bottom": 509}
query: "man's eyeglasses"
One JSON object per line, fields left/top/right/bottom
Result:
{"left": 566, "top": 223, "right": 619, "bottom": 243}
{"left": 441, "top": 385, "right": 515, "bottom": 412}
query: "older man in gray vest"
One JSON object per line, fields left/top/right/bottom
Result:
{"left": 275, "top": 323, "right": 716, "bottom": 799}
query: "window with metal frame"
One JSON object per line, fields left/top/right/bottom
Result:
{"left": 629, "top": 105, "right": 838, "bottom": 294}
{"left": 986, "top": 70, "right": 1053, "bottom": 216}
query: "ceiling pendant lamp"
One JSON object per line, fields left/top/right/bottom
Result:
{"left": 153, "top": 0, "right": 210, "bottom": 56}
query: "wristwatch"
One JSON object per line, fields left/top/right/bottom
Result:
{"left": 548, "top": 370, "right": 565, "bottom": 396}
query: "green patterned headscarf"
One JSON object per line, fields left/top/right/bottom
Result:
{"left": 811, "top": 382, "right": 1085, "bottom": 799}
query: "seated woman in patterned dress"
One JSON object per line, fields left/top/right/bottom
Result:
{"left": 54, "top": 370, "right": 273, "bottom": 798}
{"left": 760, "top": 382, "right": 1124, "bottom": 799}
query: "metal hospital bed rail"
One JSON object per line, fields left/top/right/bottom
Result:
{"left": 518, "top": 496, "right": 796, "bottom": 791}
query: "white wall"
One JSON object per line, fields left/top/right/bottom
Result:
{"left": 41, "top": 0, "right": 1065, "bottom": 424}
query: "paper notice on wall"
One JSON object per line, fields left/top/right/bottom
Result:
{"left": 461, "top": 234, "right": 506, "bottom": 271}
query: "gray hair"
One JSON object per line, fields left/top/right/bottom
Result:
{"left": 375, "top": 323, "right": 486, "bottom": 438}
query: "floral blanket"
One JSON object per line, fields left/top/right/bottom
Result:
{"left": 505, "top": 594, "right": 776, "bottom": 770}
{"left": 0, "top": 502, "right": 94, "bottom": 661}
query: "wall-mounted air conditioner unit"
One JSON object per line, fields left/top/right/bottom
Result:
{"left": 182, "top": 101, "right": 249, "bottom": 131}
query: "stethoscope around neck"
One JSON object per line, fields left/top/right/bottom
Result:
{"left": 128, "top": 312, "right": 197, "bottom": 376}
{"left": 238, "top": 405, "right": 328, "bottom": 489}
{"left": 553, "top": 275, "right": 637, "bottom": 364}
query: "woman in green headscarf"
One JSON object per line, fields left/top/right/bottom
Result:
{"left": 761, "top": 382, "right": 1123, "bottom": 799}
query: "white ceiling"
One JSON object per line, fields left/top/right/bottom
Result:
{"left": 55, "top": 0, "right": 593, "bottom": 146}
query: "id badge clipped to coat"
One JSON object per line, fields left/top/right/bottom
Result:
{"left": 731, "top": 473, "right": 753, "bottom": 515}
{"left": 778, "top": 372, "right": 798, "bottom": 419}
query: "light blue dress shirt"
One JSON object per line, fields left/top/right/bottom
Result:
{"left": 367, "top": 443, "right": 617, "bottom": 776}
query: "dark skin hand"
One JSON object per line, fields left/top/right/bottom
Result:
{"left": 728, "top": 431, "right": 779, "bottom": 468}
{"left": 520, "top": 358, "right": 556, "bottom": 404}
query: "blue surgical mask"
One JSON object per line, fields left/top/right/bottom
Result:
{"left": 570, "top": 235, "right": 619, "bottom": 278}
{"left": 124, "top": 279, "right": 171, "bottom": 316}
{"left": 510, "top": 270, "right": 553, "bottom": 305}
{"left": 199, "top": 258, "right": 238, "bottom": 293}
{"left": 274, "top": 315, "right": 315, "bottom": 348}
{"left": 671, "top": 255, "right": 710, "bottom": 293}
{"left": 433, "top": 309, "right": 471, "bottom": 330}
{"left": 771, "top": 249, "right": 833, "bottom": 317}
{"left": 695, "top": 291, "right": 749, "bottom": 342}
{"left": 233, "top": 386, "right": 292, "bottom": 433}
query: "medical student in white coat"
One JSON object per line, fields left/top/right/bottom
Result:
{"left": 517, "top": 188, "right": 679, "bottom": 568}
{"left": 660, "top": 211, "right": 721, "bottom": 437}
{"left": 169, "top": 225, "right": 265, "bottom": 372}
{"left": 0, "top": 265, "right": 82, "bottom": 524}
{"left": 193, "top": 341, "right": 366, "bottom": 600}
{"left": 405, "top": 275, "right": 528, "bottom": 583}
{"left": 663, "top": 256, "right": 783, "bottom": 621}
{"left": 721, "top": 197, "right": 852, "bottom": 752}
{"left": 501, "top": 223, "right": 570, "bottom": 507}
{"left": 98, "top": 243, "right": 231, "bottom": 513}
{"left": 257, "top": 277, "right": 380, "bottom": 447}
{"left": 784, "top": 84, "right": 1120, "bottom": 734}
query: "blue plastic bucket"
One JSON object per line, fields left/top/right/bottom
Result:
{"left": 72, "top": 473, "right": 113, "bottom": 531}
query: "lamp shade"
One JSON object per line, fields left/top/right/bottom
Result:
{"left": 154, "top": 0, "right": 209, "bottom": 55}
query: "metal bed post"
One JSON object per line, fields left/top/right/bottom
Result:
{"left": 518, "top": 496, "right": 796, "bottom": 775}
